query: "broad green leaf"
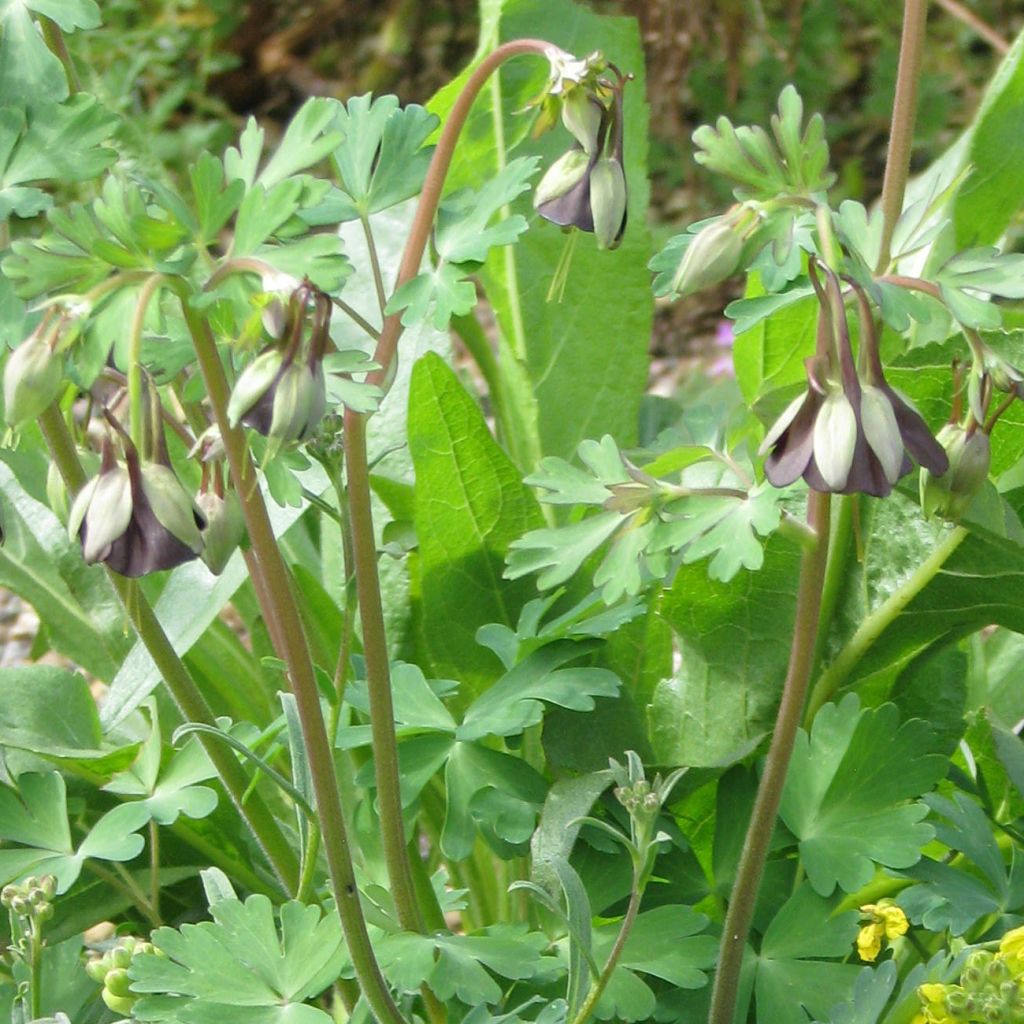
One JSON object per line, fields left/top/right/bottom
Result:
{"left": 953, "top": 29, "right": 1024, "bottom": 246}
{"left": 104, "top": 702, "right": 219, "bottom": 828}
{"left": 0, "top": 96, "right": 117, "bottom": 219}
{"left": 810, "top": 961, "right": 898, "bottom": 1024}
{"left": 898, "top": 791, "right": 1024, "bottom": 935}
{"left": 651, "top": 537, "right": 799, "bottom": 767}
{"left": 779, "top": 694, "right": 946, "bottom": 896}
{"left": 0, "top": 665, "right": 136, "bottom": 776}
{"left": 0, "top": 455, "right": 130, "bottom": 681}
{"left": 256, "top": 97, "right": 344, "bottom": 189}
{"left": 430, "top": 0, "right": 652, "bottom": 467}
{"left": 0, "top": 772, "right": 143, "bottom": 892}
{"left": 408, "top": 351, "right": 543, "bottom": 697}
{"left": 328, "top": 94, "right": 438, "bottom": 218}
{"left": 377, "top": 925, "right": 556, "bottom": 1005}
{"left": 750, "top": 884, "right": 860, "bottom": 1024}
{"left": 131, "top": 896, "right": 345, "bottom": 1023}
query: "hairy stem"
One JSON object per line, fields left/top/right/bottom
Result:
{"left": 40, "top": 404, "right": 301, "bottom": 896}
{"left": 708, "top": 490, "right": 832, "bottom": 1024}
{"left": 804, "top": 524, "right": 967, "bottom": 721}
{"left": 181, "top": 308, "right": 407, "bottom": 1024}
{"left": 876, "top": 0, "right": 930, "bottom": 271}
{"left": 39, "top": 15, "right": 81, "bottom": 95}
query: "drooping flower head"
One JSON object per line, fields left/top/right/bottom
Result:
{"left": 68, "top": 411, "right": 205, "bottom": 578}
{"left": 533, "top": 61, "right": 629, "bottom": 251}
{"left": 227, "top": 279, "right": 330, "bottom": 457}
{"left": 760, "top": 262, "right": 948, "bottom": 497}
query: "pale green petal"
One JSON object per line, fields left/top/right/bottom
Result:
{"left": 227, "top": 350, "right": 283, "bottom": 428}
{"left": 67, "top": 475, "right": 99, "bottom": 542}
{"left": 590, "top": 157, "right": 626, "bottom": 250}
{"left": 813, "top": 391, "right": 857, "bottom": 489}
{"left": 81, "top": 468, "right": 132, "bottom": 563}
{"left": 141, "top": 465, "right": 203, "bottom": 553}
{"left": 860, "top": 385, "right": 903, "bottom": 482}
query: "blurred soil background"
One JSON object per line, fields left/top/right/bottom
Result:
{"left": 4, "top": 0, "right": 1024, "bottom": 663}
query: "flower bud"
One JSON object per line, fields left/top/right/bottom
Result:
{"left": 920, "top": 423, "right": 990, "bottom": 520}
{"left": 40, "top": 874, "right": 57, "bottom": 899}
{"left": 944, "top": 986, "right": 976, "bottom": 1019}
{"left": 102, "top": 990, "right": 135, "bottom": 1015}
{"left": 35, "top": 900, "right": 53, "bottom": 921}
{"left": 670, "top": 220, "right": 744, "bottom": 299}
{"left": 196, "top": 488, "right": 246, "bottom": 575}
{"left": 105, "top": 966, "right": 132, "bottom": 996}
{"left": 590, "top": 156, "right": 627, "bottom": 251}
{"left": 85, "top": 956, "right": 110, "bottom": 984}
{"left": 227, "top": 350, "right": 285, "bottom": 431}
{"left": 3, "top": 329, "right": 64, "bottom": 426}
{"left": 1, "top": 884, "right": 17, "bottom": 908}
{"left": 561, "top": 89, "right": 603, "bottom": 154}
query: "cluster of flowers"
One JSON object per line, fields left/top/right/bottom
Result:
{"left": 916, "top": 928, "right": 1024, "bottom": 1024}
{"left": 86, "top": 935, "right": 165, "bottom": 1016}
{"left": 4, "top": 280, "right": 335, "bottom": 580}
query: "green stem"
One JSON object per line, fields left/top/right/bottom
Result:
{"left": 86, "top": 861, "right": 159, "bottom": 928}
{"left": 39, "top": 15, "right": 81, "bottom": 95}
{"left": 876, "top": 0, "right": 930, "bottom": 272}
{"left": 811, "top": 495, "right": 856, "bottom": 673}
{"left": 361, "top": 214, "right": 389, "bottom": 319}
{"left": 29, "top": 917, "right": 42, "bottom": 1020}
{"left": 38, "top": 403, "right": 301, "bottom": 897}
{"left": 708, "top": 490, "right": 832, "bottom": 1024}
{"left": 804, "top": 524, "right": 967, "bottom": 721}
{"left": 180, "top": 307, "right": 407, "bottom": 1024}
{"left": 127, "top": 275, "right": 167, "bottom": 450}
{"left": 569, "top": 887, "right": 642, "bottom": 1024}
{"left": 340, "top": 37, "right": 555, "bottom": 939}
{"left": 149, "top": 819, "right": 161, "bottom": 925}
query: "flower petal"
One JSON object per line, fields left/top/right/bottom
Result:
{"left": 860, "top": 385, "right": 904, "bottom": 483}
{"left": 81, "top": 468, "right": 133, "bottom": 564}
{"left": 884, "top": 385, "right": 949, "bottom": 476}
{"left": 812, "top": 391, "right": 857, "bottom": 490}
{"left": 764, "top": 392, "right": 820, "bottom": 487}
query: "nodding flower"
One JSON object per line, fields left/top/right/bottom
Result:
{"left": 227, "top": 280, "right": 331, "bottom": 456}
{"left": 68, "top": 418, "right": 205, "bottom": 578}
{"left": 534, "top": 66, "right": 628, "bottom": 251}
{"left": 760, "top": 263, "right": 948, "bottom": 498}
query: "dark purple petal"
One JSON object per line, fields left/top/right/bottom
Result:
{"left": 883, "top": 386, "right": 950, "bottom": 476}
{"left": 764, "top": 392, "right": 821, "bottom": 487}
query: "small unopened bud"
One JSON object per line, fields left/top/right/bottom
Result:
{"left": 920, "top": 423, "right": 990, "bottom": 520}
{"left": 85, "top": 956, "right": 110, "bottom": 984}
{"left": 10, "top": 895, "right": 28, "bottom": 916}
{"left": 944, "top": 987, "right": 975, "bottom": 1019}
{"left": 227, "top": 350, "right": 285, "bottom": 431}
{"left": 35, "top": 900, "right": 53, "bottom": 921}
{"left": 39, "top": 874, "right": 57, "bottom": 899}
{"left": 110, "top": 942, "right": 135, "bottom": 970}
{"left": 3, "top": 329, "right": 63, "bottom": 426}
{"left": 1, "top": 884, "right": 17, "bottom": 907}
{"left": 670, "top": 220, "right": 744, "bottom": 299}
{"left": 105, "top": 966, "right": 132, "bottom": 997}
{"left": 196, "top": 489, "right": 246, "bottom": 575}
{"left": 561, "top": 90, "right": 602, "bottom": 154}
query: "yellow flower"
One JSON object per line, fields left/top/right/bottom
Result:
{"left": 916, "top": 983, "right": 956, "bottom": 1024}
{"left": 857, "top": 900, "right": 909, "bottom": 960}
{"left": 1000, "top": 924, "right": 1024, "bottom": 969}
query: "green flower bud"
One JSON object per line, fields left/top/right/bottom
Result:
{"left": 561, "top": 89, "right": 603, "bottom": 154}
{"left": 9, "top": 895, "right": 29, "bottom": 916}
{"left": 39, "top": 874, "right": 57, "bottom": 899}
{"left": 670, "top": 220, "right": 744, "bottom": 299}
{"left": 105, "top": 966, "right": 132, "bottom": 997}
{"left": 590, "top": 156, "right": 627, "bottom": 251}
{"left": 920, "top": 423, "right": 990, "bottom": 520}
{"left": 196, "top": 488, "right": 246, "bottom": 575}
{"left": 35, "top": 900, "right": 53, "bottom": 921}
{"left": 1, "top": 884, "right": 18, "bottom": 907}
{"left": 85, "top": 956, "right": 110, "bottom": 984}
{"left": 3, "top": 328, "right": 63, "bottom": 427}
{"left": 110, "top": 944, "right": 134, "bottom": 970}
{"left": 102, "top": 989, "right": 135, "bottom": 1015}
{"left": 944, "top": 986, "right": 976, "bottom": 1019}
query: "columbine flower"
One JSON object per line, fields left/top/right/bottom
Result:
{"left": 68, "top": 436, "right": 205, "bottom": 577}
{"left": 855, "top": 899, "right": 908, "bottom": 962}
{"left": 534, "top": 66, "right": 627, "bottom": 250}
{"left": 3, "top": 316, "right": 65, "bottom": 426}
{"left": 227, "top": 280, "right": 330, "bottom": 456}
{"left": 761, "top": 267, "right": 948, "bottom": 497}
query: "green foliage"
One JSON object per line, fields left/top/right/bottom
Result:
{"left": 0, "top": 772, "right": 143, "bottom": 892}
{"left": 780, "top": 695, "right": 947, "bottom": 896}
{"left": 131, "top": 895, "right": 346, "bottom": 1023}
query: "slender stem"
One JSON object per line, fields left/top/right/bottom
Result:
{"left": 570, "top": 887, "right": 642, "bottom": 1024}
{"left": 331, "top": 295, "right": 382, "bottom": 342}
{"left": 876, "top": 0, "right": 930, "bottom": 272}
{"left": 38, "top": 404, "right": 301, "bottom": 897}
{"left": 344, "top": 412, "right": 424, "bottom": 934}
{"left": 804, "top": 524, "right": 967, "bottom": 721}
{"left": 708, "top": 490, "right": 832, "bottom": 1024}
{"left": 149, "top": 820, "right": 161, "bottom": 925}
{"left": 181, "top": 307, "right": 407, "bottom": 1024}
{"left": 812, "top": 495, "right": 856, "bottom": 673}
{"left": 86, "top": 862, "right": 159, "bottom": 928}
{"left": 29, "top": 918, "right": 42, "bottom": 1020}
{"left": 127, "top": 275, "right": 167, "bottom": 450}
{"left": 338, "top": 37, "right": 555, "bottom": 939}
{"left": 934, "top": 0, "right": 1008, "bottom": 52}
{"left": 39, "top": 15, "right": 81, "bottom": 95}
{"left": 361, "top": 215, "right": 389, "bottom": 319}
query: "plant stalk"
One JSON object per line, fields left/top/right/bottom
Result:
{"left": 39, "top": 403, "right": 301, "bottom": 897}
{"left": 339, "top": 36, "right": 555, "bottom": 938}
{"left": 876, "top": 0, "right": 930, "bottom": 271}
{"left": 182, "top": 308, "right": 408, "bottom": 1024}
{"left": 708, "top": 490, "right": 831, "bottom": 1024}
